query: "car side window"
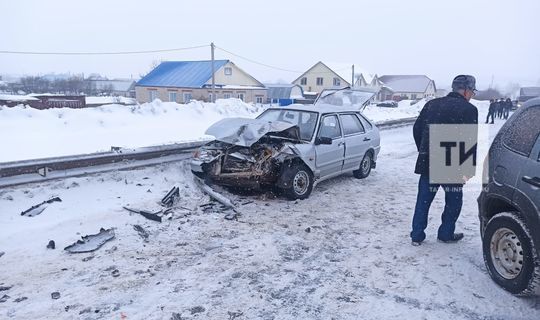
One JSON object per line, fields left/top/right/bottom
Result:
{"left": 358, "top": 114, "right": 373, "bottom": 130}
{"left": 319, "top": 115, "right": 342, "bottom": 139}
{"left": 340, "top": 114, "right": 365, "bottom": 135}
{"left": 502, "top": 106, "right": 540, "bottom": 156}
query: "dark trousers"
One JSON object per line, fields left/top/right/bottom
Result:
{"left": 485, "top": 111, "right": 495, "bottom": 124}
{"left": 504, "top": 108, "right": 509, "bottom": 119}
{"left": 410, "top": 174, "right": 464, "bottom": 242}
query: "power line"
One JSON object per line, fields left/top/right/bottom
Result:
{"left": 215, "top": 45, "right": 302, "bottom": 73}
{"left": 0, "top": 44, "right": 209, "bottom": 55}
{"left": 215, "top": 45, "right": 353, "bottom": 75}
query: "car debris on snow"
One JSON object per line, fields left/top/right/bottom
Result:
{"left": 133, "top": 225, "right": 150, "bottom": 242}
{"left": 64, "top": 228, "right": 115, "bottom": 254}
{"left": 161, "top": 186, "right": 180, "bottom": 208}
{"left": 51, "top": 292, "right": 60, "bottom": 300}
{"left": 0, "top": 294, "right": 9, "bottom": 303}
{"left": 46, "top": 240, "right": 55, "bottom": 249}
{"left": 0, "top": 285, "right": 13, "bottom": 291}
{"left": 0, "top": 251, "right": 4, "bottom": 258}
{"left": 13, "top": 297, "right": 27, "bottom": 303}
{"left": 123, "top": 206, "right": 172, "bottom": 223}
{"left": 20, "top": 196, "right": 62, "bottom": 217}
{"left": 194, "top": 177, "right": 236, "bottom": 210}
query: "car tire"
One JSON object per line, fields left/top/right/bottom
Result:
{"left": 353, "top": 151, "right": 373, "bottom": 179}
{"left": 281, "top": 164, "right": 313, "bottom": 200}
{"left": 482, "top": 211, "right": 540, "bottom": 296}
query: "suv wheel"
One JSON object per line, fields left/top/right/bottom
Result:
{"left": 482, "top": 212, "right": 540, "bottom": 296}
{"left": 281, "top": 164, "right": 313, "bottom": 200}
{"left": 353, "top": 152, "right": 372, "bottom": 179}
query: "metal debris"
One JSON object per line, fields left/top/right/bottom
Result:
{"left": 0, "top": 285, "right": 12, "bottom": 291}
{"left": 51, "top": 292, "right": 60, "bottom": 300}
{"left": 46, "top": 240, "right": 55, "bottom": 249}
{"left": 14, "top": 297, "right": 27, "bottom": 303}
{"left": 0, "top": 252, "right": 4, "bottom": 258}
{"left": 20, "top": 197, "right": 62, "bottom": 217}
{"left": 133, "top": 225, "right": 149, "bottom": 242}
{"left": 0, "top": 294, "right": 9, "bottom": 303}
{"left": 228, "top": 311, "right": 244, "bottom": 320}
{"left": 170, "top": 313, "right": 183, "bottom": 320}
{"left": 64, "top": 228, "right": 115, "bottom": 254}
{"left": 194, "top": 177, "right": 236, "bottom": 210}
{"left": 161, "top": 186, "right": 180, "bottom": 208}
{"left": 123, "top": 206, "right": 168, "bottom": 222}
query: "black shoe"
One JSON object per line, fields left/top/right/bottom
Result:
{"left": 438, "top": 233, "right": 464, "bottom": 243}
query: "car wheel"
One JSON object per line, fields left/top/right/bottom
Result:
{"left": 353, "top": 152, "right": 372, "bottom": 179}
{"left": 482, "top": 212, "right": 540, "bottom": 296}
{"left": 281, "top": 164, "right": 313, "bottom": 200}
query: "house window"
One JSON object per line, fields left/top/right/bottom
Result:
{"left": 256, "top": 96, "right": 263, "bottom": 104}
{"left": 149, "top": 90, "right": 158, "bottom": 101}
{"left": 237, "top": 93, "right": 245, "bottom": 101}
{"left": 224, "top": 67, "right": 232, "bottom": 75}
{"left": 168, "top": 92, "right": 177, "bottom": 102}
{"left": 411, "top": 94, "right": 417, "bottom": 100}
{"left": 301, "top": 77, "right": 307, "bottom": 85}
{"left": 316, "top": 77, "right": 324, "bottom": 86}
{"left": 333, "top": 78, "right": 341, "bottom": 86}
{"left": 183, "top": 92, "right": 192, "bottom": 103}
{"left": 223, "top": 92, "right": 232, "bottom": 99}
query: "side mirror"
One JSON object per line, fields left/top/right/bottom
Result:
{"left": 315, "top": 137, "right": 333, "bottom": 145}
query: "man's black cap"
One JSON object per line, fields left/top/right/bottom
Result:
{"left": 452, "top": 75, "right": 477, "bottom": 91}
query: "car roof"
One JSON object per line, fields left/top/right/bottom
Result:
{"left": 523, "top": 97, "right": 540, "bottom": 109}
{"left": 266, "top": 103, "right": 363, "bottom": 114}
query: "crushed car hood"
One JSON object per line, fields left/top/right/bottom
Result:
{"left": 205, "top": 118, "right": 301, "bottom": 147}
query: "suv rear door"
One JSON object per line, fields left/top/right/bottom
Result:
{"left": 513, "top": 105, "right": 540, "bottom": 230}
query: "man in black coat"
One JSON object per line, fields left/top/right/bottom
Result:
{"left": 486, "top": 99, "right": 496, "bottom": 124}
{"left": 504, "top": 98, "right": 512, "bottom": 119}
{"left": 410, "top": 75, "right": 478, "bottom": 245}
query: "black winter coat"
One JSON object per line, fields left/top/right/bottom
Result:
{"left": 413, "top": 92, "right": 478, "bottom": 176}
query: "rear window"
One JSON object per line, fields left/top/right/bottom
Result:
{"left": 340, "top": 114, "right": 365, "bottom": 135}
{"left": 502, "top": 106, "right": 540, "bottom": 156}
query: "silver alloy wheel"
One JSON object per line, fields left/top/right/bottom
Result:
{"left": 293, "top": 170, "right": 309, "bottom": 195}
{"left": 490, "top": 227, "right": 524, "bottom": 280}
{"left": 361, "top": 155, "right": 371, "bottom": 175}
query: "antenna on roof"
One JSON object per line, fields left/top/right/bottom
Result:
{"left": 211, "top": 42, "right": 215, "bottom": 102}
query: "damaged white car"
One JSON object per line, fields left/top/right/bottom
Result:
{"left": 191, "top": 91, "right": 381, "bottom": 200}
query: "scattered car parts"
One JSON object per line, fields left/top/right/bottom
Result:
{"left": 20, "top": 197, "right": 62, "bottom": 217}
{"left": 123, "top": 206, "right": 170, "bottom": 223}
{"left": 161, "top": 186, "right": 180, "bottom": 208}
{"left": 64, "top": 228, "right": 115, "bottom": 254}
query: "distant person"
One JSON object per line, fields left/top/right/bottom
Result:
{"left": 410, "top": 75, "right": 478, "bottom": 246}
{"left": 504, "top": 98, "right": 512, "bottom": 119}
{"left": 498, "top": 98, "right": 505, "bottom": 118}
{"left": 486, "top": 99, "right": 496, "bottom": 124}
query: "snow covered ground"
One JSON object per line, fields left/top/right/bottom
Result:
{"left": 1, "top": 106, "right": 538, "bottom": 319}
{"left": 0, "top": 98, "right": 426, "bottom": 163}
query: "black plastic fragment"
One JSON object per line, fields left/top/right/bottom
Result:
{"left": 123, "top": 207, "right": 163, "bottom": 223}
{"left": 161, "top": 186, "right": 180, "bottom": 208}
{"left": 21, "top": 197, "right": 62, "bottom": 217}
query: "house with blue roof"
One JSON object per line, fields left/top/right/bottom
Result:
{"left": 135, "top": 60, "right": 266, "bottom": 104}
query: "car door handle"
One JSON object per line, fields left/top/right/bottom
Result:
{"left": 363, "top": 137, "right": 371, "bottom": 141}
{"left": 522, "top": 176, "right": 540, "bottom": 188}
{"left": 338, "top": 142, "right": 345, "bottom": 147}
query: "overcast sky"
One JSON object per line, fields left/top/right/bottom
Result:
{"left": 1, "top": 0, "right": 539, "bottom": 90}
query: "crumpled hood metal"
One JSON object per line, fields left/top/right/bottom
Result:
{"left": 205, "top": 118, "right": 299, "bottom": 147}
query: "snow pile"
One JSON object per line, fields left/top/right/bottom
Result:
{"left": 363, "top": 99, "right": 426, "bottom": 123}
{"left": 0, "top": 99, "right": 263, "bottom": 162}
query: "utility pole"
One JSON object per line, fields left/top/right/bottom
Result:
{"left": 211, "top": 42, "right": 215, "bottom": 102}
{"left": 351, "top": 64, "right": 355, "bottom": 88}
{"left": 490, "top": 74, "right": 494, "bottom": 89}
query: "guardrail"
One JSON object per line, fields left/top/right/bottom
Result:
{"left": 0, "top": 117, "right": 417, "bottom": 188}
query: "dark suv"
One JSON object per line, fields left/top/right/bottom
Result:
{"left": 478, "top": 97, "right": 540, "bottom": 296}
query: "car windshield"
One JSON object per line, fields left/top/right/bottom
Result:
{"left": 257, "top": 109, "right": 318, "bottom": 141}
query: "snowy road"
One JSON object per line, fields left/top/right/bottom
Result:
{"left": 1, "top": 120, "right": 540, "bottom": 319}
